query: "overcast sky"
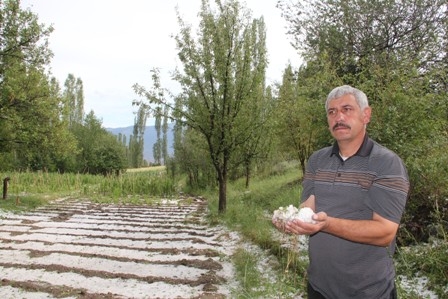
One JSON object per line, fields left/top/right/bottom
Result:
{"left": 21, "top": 0, "right": 300, "bottom": 128}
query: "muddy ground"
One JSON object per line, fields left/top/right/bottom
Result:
{"left": 0, "top": 197, "right": 241, "bottom": 299}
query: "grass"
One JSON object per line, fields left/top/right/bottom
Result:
{"left": 232, "top": 248, "right": 264, "bottom": 297}
{"left": 0, "top": 167, "right": 176, "bottom": 211}
{"left": 203, "top": 161, "right": 309, "bottom": 297}
{"left": 126, "top": 166, "right": 166, "bottom": 173}
{"left": 395, "top": 241, "right": 448, "bottom": 298}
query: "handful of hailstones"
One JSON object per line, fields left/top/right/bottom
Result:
{"left": 272, "top": 205, "right": 317, "bottom": 224}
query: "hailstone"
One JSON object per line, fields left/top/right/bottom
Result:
{"left": 297, "top": 207, "right": 317, "bottom": 224}
{"left": 272, "top": 205, "right": 317, "bottom": 224}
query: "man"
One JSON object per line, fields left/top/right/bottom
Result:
{"left": 275, "top": 85, "right": 409, "bottom": 298}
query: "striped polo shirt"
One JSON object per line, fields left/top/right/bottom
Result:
{"left": 301, "top": 134, "right": 409, "bottom": 298}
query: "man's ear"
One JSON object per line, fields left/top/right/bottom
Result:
{"left": 363, "top": 106, "right": 372, "bottom": 124}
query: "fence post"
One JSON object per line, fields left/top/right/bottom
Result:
{"left": 3, "top": 177, "right": 10, "bottom": 200}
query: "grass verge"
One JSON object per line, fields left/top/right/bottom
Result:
{"left": 202, "top": 161, "right": 309, "bottom": 297}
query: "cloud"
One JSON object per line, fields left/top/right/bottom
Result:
{"left": 21, "top": 0, "right": 298, "bottom": 128}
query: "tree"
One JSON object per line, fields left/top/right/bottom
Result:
{"left": 129, "top": 105, "right": 146, "bottom": 168}
{"left": 72, "top": 111, "right": 127, "bottom": 175}
{"left": 62, "top": 74, "right": 84, "bottom": 127}
{"left": 230, "top": 81, "right": 273, "bottom": 188}
{"left": 278, "top": 0, "right": 447, "bottom": 80}
{"left": 171, "top": 125, "right": 216, "bottom": 189}
{"left": 278, "top": 0, "right": 448, "bottom": 242}
{"left": 275, "top": 60, "right": 340, "bottom": 175}
{"left": 153, "top": 106, "right": 170, "bottom": 166}
{"left": 161, "top": 106, "right": 169, "bottom": 165}
{"left": 0, "top": 0, "right": 77, "bottom": 171}
{"left": 153, "top": 106, "right": 162, "bottom": 165}
{"left": 134, "top": 0, "right": 268, "bottom": 212}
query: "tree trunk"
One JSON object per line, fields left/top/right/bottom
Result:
{"left": 300, "top": 157, "right": 306, "bottom": 180}
{"left": 245, "top": 162, "right": 250, "bottom": 188}
{"left": 3, "top": 177, "right": 10, "bottom": 200}
{"left": 218, "top": 170, "right": 227, "bottom": 213}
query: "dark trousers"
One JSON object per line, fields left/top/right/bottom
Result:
{"left": 307, "top": 282, "right": 397, "bottom": 299}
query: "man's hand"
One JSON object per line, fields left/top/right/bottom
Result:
{"left": 284, "top": 211, "right": 328, "bottom": 235}
{"left": 284, "top": 211, "right": 398, "bottom": 246}
{"left": 272, "top": 218, "right": 286, "bottom": 232}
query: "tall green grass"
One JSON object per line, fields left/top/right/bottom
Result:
{"left": 95, "top": 171, "right": 176, "bottom": 200}
{"left": 0, "top": 168, "right": 176, "bottom": 211}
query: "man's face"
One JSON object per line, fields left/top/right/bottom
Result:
{"left": 326, "top": 94, "right": 371, "bottom": 142}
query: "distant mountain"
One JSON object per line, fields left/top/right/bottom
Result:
{"left": 107, "top": 124, "right": 174, "bottom": 162}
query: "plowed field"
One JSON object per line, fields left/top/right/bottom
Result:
{"left": 0, "top": 197, "right": 239, "bottom": 298}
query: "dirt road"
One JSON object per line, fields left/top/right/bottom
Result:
{"left": 0, "top": 197, "right": 239, "bottom": 298}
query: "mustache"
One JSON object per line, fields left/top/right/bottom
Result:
{"left": 333, "top": 122, "right": 351, "bottom": 131}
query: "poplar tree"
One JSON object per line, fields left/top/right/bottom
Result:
{"left": 62, "top": 74, "right": 85, "bottom": 127}
{"left": 130, "top": 105, "right": 146, "bottom": 168}
{"left": 153, "top": 106, "right": 162, "bottom": 165}
{"left": 161, "top": 107, "right": 169, "bottom": 165}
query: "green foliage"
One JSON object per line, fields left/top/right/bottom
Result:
{"left": 71, "top": 112, "right": 128, "bottom": 175}
{"left": 128, "top": 105, "right": 147, "bottom": 168}
{"left": 278, "top": 0, "right": 445, "bottom": 78}
{"left": 277, "top": 0, "right": 448, "bottom": 244}
{"left": 0, "top": 171, "right": 87, "bottom": 207}
{"left": 232, "top": 248, "right": 263, "bottom": 294}
{"left": 359, "top": 65, "right": 448, "bottom": 244}
{"left": 231, "top": 247, "right": 302, "bottom": 298}
{"left": 152, "top": 106, "right": 165, "bottom": 166}
{"left": 0, "top": 2, "right": 78, "bottom": 172}
{"left": 0, "top": 3, "right": 130, "bottom": 175}
{"left": 62, "top": 74, "right": 84, "bottom": 127}
{"left": 205, "top": 161, "right": 301, "bottom": 255}
{"left": 0, "top": 194, "right": 47, "bottom": 212}
{"left": 395, "top": 241, "right": 448, "bottom": 298}
{"left": 168, "top": 127, "right": 217, "bottom": 190}
{"left": 0, "top": 62, "right": 70, "bottom": 171}
{"left": 273, "top": 61, "right": 337, "bottom": 174}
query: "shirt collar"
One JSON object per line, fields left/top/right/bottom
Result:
{"left": 331, "top": 133, "right": 374, "bottom": 158}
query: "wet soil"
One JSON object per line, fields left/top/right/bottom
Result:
{"left": 0, "top": 197, "right": 239, "bottom": 298}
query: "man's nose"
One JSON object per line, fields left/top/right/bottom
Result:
{"left": 335, "top": 110, "right": 345, "bottom": 121}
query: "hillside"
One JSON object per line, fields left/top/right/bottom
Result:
{"left": 107, "top": 124, "right": 174, "bottom": 162}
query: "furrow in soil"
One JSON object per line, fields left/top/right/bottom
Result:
{"left": 0, "top": 198, "right": 239, "bottom": 298}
